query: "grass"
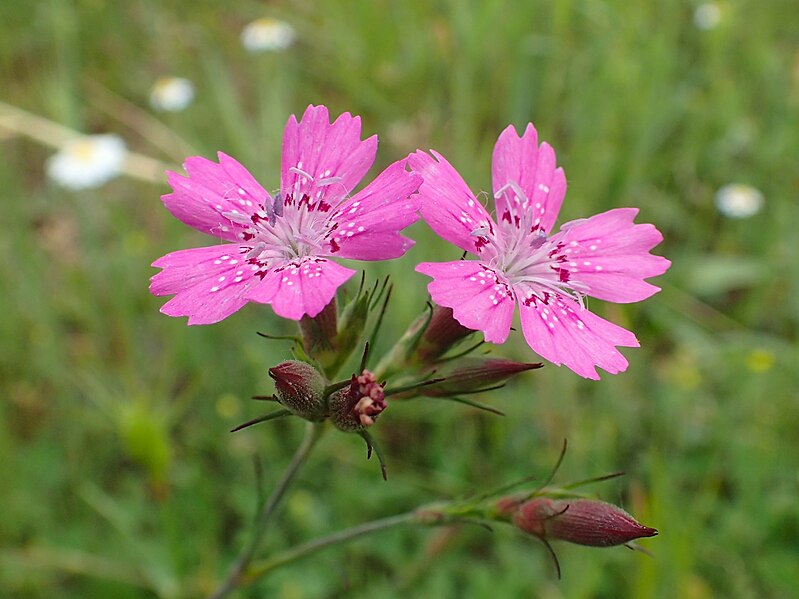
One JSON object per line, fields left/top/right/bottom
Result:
{"left": 2, "top": 0, "right": 798, "bottom": 597}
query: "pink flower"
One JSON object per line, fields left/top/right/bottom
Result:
{"left": 151, "top": 105, "right": 422, "bottom": 324}
{"left": 410, "top": 124, "right": 670, "bottom": 379}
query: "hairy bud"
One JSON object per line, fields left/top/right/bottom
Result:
{"left": 421, "top": 357, "right": 542, "bottom": 396}
{"left": 512, "top": 497, "right": 657, "bottom": 547}
{"left": 330, "top": 370, "right": 387, "bottom": 432}
{"left": 298, "top": 300, "right": 338, "bottom": 371}
{"left": 269, "top": 360, "right": 327, "bottom": 421}
{"left": 418, "top": 305, "right": 474, "bottom": 361}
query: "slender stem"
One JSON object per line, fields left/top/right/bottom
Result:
{"left": 242, "top": 511, "right": 421, "bottom": 586}
{"left": 207, "top": 422, "right": 325, "bottom": 599}
{"left": 0, "top": 100, "right": 171, "bottom": 184}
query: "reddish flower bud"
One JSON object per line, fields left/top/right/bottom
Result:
{"left": 298, "top": 300, "right": 338, "bottom": 370}
{"left": 421, "top": 357, "right": 542, "bottom": 397}
{"left": 512, "top": 498, "right": 657, "bottom": 547}
{"left": 418, "top": 305, "right": 474, "bottom": 361}
{"left": 269, "top": 360, "right": 327, "bottom": 421}
{"left": 330, "top": 370, "right": 387, "bottom": 432}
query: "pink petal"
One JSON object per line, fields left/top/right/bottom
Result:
{"left": 151, "top": 245, "right": 261, "bottom": 325}
{"left": 556, "top": 208, "right": 671, "bottom": 303}
{"left": 517, "top": 292, "right": 638, "bottom": 380}
{"left": 280, "top": 105, "right": 377, "bottom": 208}
{"left": 408, "top": 150, "right": 495, "bottom": 255}
{"left": 247, "top": 258, "right": 356, "bottom": 320}
{"left": 491, "top": 124, "right": 566, "bottom": 235}
{"left": 329, "top": 160, "right": 422, "bottom": 260}
{"left": 416, "top": 261, "right": 515, "bottom": 344}
{"left": 162, "top": 153, "right": 272, "bottom": 243}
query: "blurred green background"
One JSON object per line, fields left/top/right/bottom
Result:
{"left": 2, "top": 0, "right": 798, "bottom": 597}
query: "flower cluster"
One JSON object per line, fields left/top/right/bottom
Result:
{"left": 151, "top": 104, "right": 669, "bottom": 380}
{"left": 151, "top": 104, "right": 666, "bottom": 578}
{"left": 266, "top": 360, "right": 387, "bottom": 432}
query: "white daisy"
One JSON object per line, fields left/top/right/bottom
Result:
{"left": 46, "top": 134, "right": 127, "bottom": 190}
{"left": 149, "top": 77, "right": 195, "bottom": 112}
{"left": 693, "top": 3, "right": 722, "bottom": 31}
{"left": 715, "top": 184, "right": 764, "bottom": 218}
{"left": 240, "top": 18, "right": 295, "bottom": 52}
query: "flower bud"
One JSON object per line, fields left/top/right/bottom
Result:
{"left": 511, "top": 498, "right": 657, "bottom": 547}
{"left": 418, "top": 305, "right": 474, "bottom": 361}
{"left": 269, "top": 360, "right": 327, "bottom": 421}
{"left": 330, "top": 370, "right": 387, "bottom": 432}
{"left": 326, "top": 287, "right": 371, "bottom": 376}
{"left": 420, "top": 357, "right": 542, "bottom": 397}
{"left": 299, "top": 300, "right": 338, "bottom": 368}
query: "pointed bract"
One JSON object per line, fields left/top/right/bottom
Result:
{"left": 420, "top": 357, "right": 542, "bottom": 396}
{"left": 417, "top": 305, "right": 474, "bottom": 361}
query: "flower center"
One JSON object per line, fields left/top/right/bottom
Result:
{"left": 70, "top": 140, "right": 96, "bottom": 163}
{"left": 222, "top": 167, "right": 344, "bottom": 270}
{"left": 506, "top": 236, "right": 588, "bottom": 308}
{"left": 470, "top": 180, "right": 588, "bottom": 306}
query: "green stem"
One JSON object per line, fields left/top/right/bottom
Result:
{"left": 242, "top": 511, "right": 421, "bottom": 585}
{"left": 0, "top": 100, "right": 171, "bottom": 183}
{"left": 207, "top": 422, "right": 325, "bottom": 599}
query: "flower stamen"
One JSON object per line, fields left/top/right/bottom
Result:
{"left": 289, "top": 166, "right": 314, "bottom": 180}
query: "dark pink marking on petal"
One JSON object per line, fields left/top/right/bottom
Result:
{"left": 246, "top": 257, "right": 356, "bottom": 320}
{"left": 491, "top": 124, "right": 566, "bottom": 235}
{"left": 162, "top": 154, "right": 272, "bottom": 242}
{"left": 280, "top": 105, "right": 377, "bottom": 209}
{"left": 328, "top": 159, "right": 422, "bottom": 260}
{"left": 151, "top": 244, "right": 262, "bottom": 325}
{"left": 517, "top": 291, "right": 638, "bottom": 380}
{"left": 416, "top": 260, "right": 515, "bottom": 344}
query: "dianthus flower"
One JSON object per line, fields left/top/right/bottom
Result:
{"left": 151, "top": 105, "right": 421, "bottom": 324}
{"left": 410, "top": 125, "right": 670, "bottom": 379}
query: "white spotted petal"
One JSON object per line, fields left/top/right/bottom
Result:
{"left": 552, "top": 208, "right": 671, "bottom": 303}
{"left": 408, "top": 149, "right": 494, "bottom": 255}
{"left": 518, "top": 292, "right": 638, "bottom": 380}
{"left": 162, "top": 153, "right": 273, "bottom": 243}
{"left": 330, "top": 159, "right": 422, "bottom": 260}
{"left": 151, "top": 246, "right": 262, "bottom": 325}
{"left": 491, "top": 124, "right": 566, "bottom": 236}
{"left": 412, "top": 124, "right": 669, "bottom": 379}
{"left": 151, "top": 105, "right": 421, "bottom": 324}
{"left": 249, "top": 259, "right": 355, "bottom": 320}
{"left": 415, "top": 261, "right": 515, "bottom": 344}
